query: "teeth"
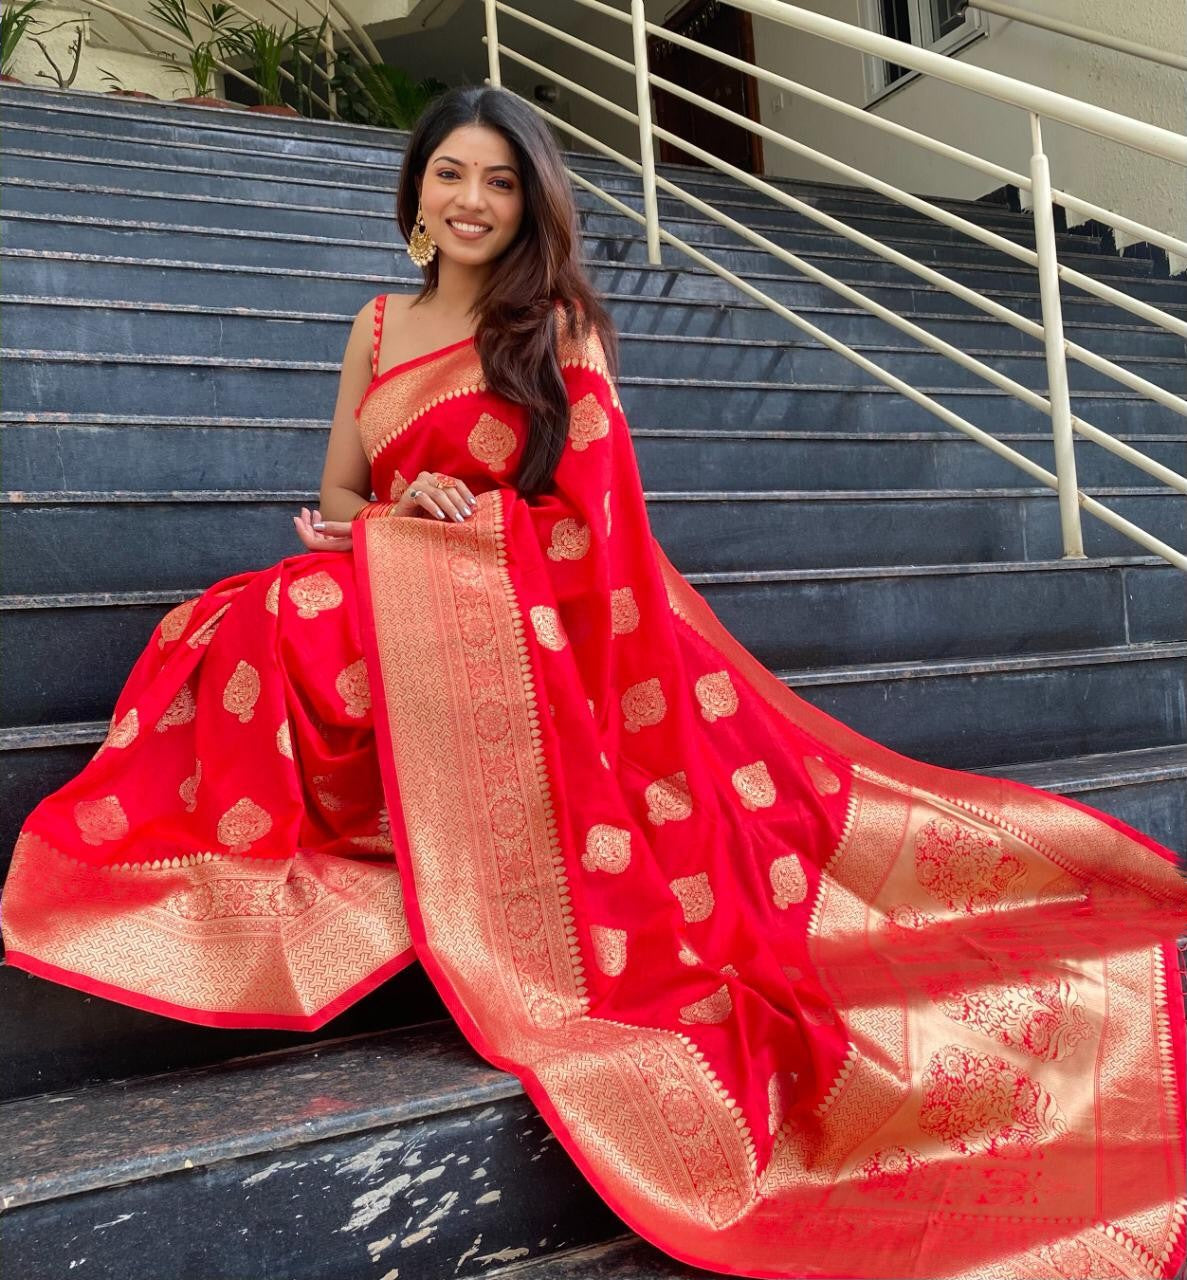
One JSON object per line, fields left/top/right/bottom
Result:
{"left": 450, "top": 220, "right": 490, "bottom": 233}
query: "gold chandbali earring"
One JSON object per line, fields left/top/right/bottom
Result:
{"left": 407, "top": 203, "right": 437, "bottom": 268}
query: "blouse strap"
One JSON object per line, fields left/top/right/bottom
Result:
{"left": 370, "top": 294, "right": 388, "bottom": 378}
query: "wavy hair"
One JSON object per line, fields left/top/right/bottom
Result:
{"left": 396, "top": 85, "right": 618, "bottom": 499}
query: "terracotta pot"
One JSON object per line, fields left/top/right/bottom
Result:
{"left": 106, "top": 89, "right": 157, "bottom": 99}
{"left": 175, "top": 95, "right": 241, "bottom": 110}
{"left": 247, "top": 102, "right": 300, "bottom": 117}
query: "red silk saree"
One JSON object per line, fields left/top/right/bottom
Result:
{"left": 3, "top": 300, "right": 1185, "bottom": 1279}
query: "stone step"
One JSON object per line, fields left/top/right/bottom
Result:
{"left": 0, "top": 1019, "right": 624, "bottom": 1279}
{"left": 2, "top": 173, "right": 1103, "bottom": 260}
{"left": 485, "top": 1234, "right": 690, "bottom": 1278}
{"left": 5, "top": 349, "right": 1185, "bottom": 436}
{"left": 6, "top": 207, "right": 1155, "bottom": 290}
{"left": 9, "top": 249, "right": 1182, "bottom": 332}
{"left": 7, "top": 300, "right": 1181, "bottom": 394}
{"left": 4, "top": 557, "right": 1178, "bottom": 731}
{"left": 0, "top": 88, "right": 1080, "bottom": 232}
{"left": 10, "top": 291, "right": 1183, "bottom": 361}
{"left": 2, "top": 489, "right": 1183, "bottom": 596}
{"left": 5, "top": 414, "right": 1180, "bottom": 496}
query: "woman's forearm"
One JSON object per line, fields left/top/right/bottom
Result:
{"left": 319, "top": 486, "right": 371, "bottom": 522}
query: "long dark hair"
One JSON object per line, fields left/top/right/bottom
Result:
{"left": 396, "top": 85, "right": 618, "bottom": 499}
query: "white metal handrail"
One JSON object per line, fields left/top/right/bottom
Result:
{"left": 958, "top": 0, "right": 1187, "bottom": 74}
{"left": 483, "top": 0, "right": 1187, "bottom": 570}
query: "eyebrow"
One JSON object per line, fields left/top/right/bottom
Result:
{"left": 432, "top": 155, "right": 519, "bottom": 174}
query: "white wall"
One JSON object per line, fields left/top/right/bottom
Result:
{"left": 751, "top": 0, "right": 1186, "bottom": 248}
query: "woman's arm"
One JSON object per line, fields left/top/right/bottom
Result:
{"left": 317, "top": 300, "right": 376, "bottom": 522}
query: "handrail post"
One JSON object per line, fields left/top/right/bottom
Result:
{"left": 484, "top": 0, "right": 501, "bottom": 86}
{"left": 1028, "top": 113, "right": 1085, "bottom": 559}
{"left": 630, "top": 0, "right": 661, "bottom": 265}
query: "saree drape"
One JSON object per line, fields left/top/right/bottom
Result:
{"left": 3, "top": 301, "right": 1185, "bottom": 1279}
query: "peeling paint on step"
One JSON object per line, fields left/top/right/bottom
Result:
{"left": 339, "top": 1173, "right": 412, "bottom": 1234}
{"left": 476, "top": 1246, "right": 530, "bottom": 1265}
{"left": 242, "top": 1160, "right": 300, "bottom": 1187}
{"left": 475, "top": 1190, "right": 501, "bottom": 1205}
{"left": 92, "top": 1213, "right": 136, "bottom": 1230}
{"left": 366, "top": 1234, "right": 397, "bottom": 1259}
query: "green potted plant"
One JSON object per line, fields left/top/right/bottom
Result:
{"left": 146, "top": 0, "right": 241, "bottom": 108}
{"left": 1, "top": 0, "right": 44, "bottom": 82}
{"left": 221, "top": 15, "right": 320, "bottom": 116}
{"left": 329, "top": 52, "right": 444, "bottom": 129}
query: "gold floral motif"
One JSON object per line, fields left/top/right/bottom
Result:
{"left": 678, "top": 941, "right": 701, "bottom": 966}
{"left": 389, "top": 469, "right": 409, "bottom": 502}
{"left": 803, "top": 754, "right": 842, "bottom": 795}
{"left": 679, "top": 983, "right": 732, "bottom": 1024}
{"left": 264, "top": 577, "right": 280, "bottom": 616}
{"left": 856, "top": 1146, "right": 925, "bottom": 1194}
{"left": 215, "top": 797, "right": 273, "bottom": 853}
{"left": 604, "top": 489, "right": 612, "bottom": 537}
{"left": 767, "top": 1070, "right": 799, "bottom": 1135}
{"left": 732, "top": 760, "right": 776, "bottom": 811}
{"left": 568, "top": 392, "right": 610, "bottom": 450}
{"left": 769, "top": 853, "right": 808, "bottom": 908}
{"left": 621, "top": 677, "right": 666, "bottom": 733}
{"left": 276, "top": 721, "right": 293, "bottom": 759}
{"left": 934, "top": 978, "right": 1092, "bottom": 1063}
{"left": 288, "top": 570, "right": 344, "bottom": 620}
{"left": 919, "top": 1046, "right": 1067, "bottom": 1155}
{"left": 883, "top": 903, "right": 937, "bottom": 933}
{"left": 1032, "top": 1240, "right": 1132, "bottom": 1279}
{"left": 670, "top": 871, "right": 714, "bottom": 923}
{"left": 156, "top": 682, "right": 196, "bottom": 733}
{"left": 582, "top": 823, "right": 632, "bottom": 874}
{"left": 530, "top": 605, "right": 568, "bottom": 652}
{"left": 313, "top": 774, "right": 344, "bottom": 812}
{"left": 222, "top": 660, "right": 260, "bottom": 724}
{"left": 74, "top": 795, "right": 129, "bottom": 846}
{"left": 546, "top": 517, "right": 591, "bottom": 562}
{"left": 468, "top": 412, "right": 517, "bottom": 472}
{"left": 179, "top": 759, "right": 201, "bottom": 813}
{"left": 158, "top": 598, "right": 196, "bottom": 647}
{"left": 186, "top": 602, "right": 229, "bottom": 647}
{"left": 695, "top": 671, "right": 738, "bottom": 722}
{"left": 336, "top": 658, "right": 371, "bottom": 719}
{"left": 915, "top": 816, "right": 1026, "bottom": 913}
{"left": 104, "top": 708, "right": 139, "bottom": 750}
{"left": 610, "top": 587, "right": 640, "bottom": 636}
{"left": 645, "top": 771, "right": 692, "bottom": 825}
{"left": 590, "top": 924, "right": 627, "bottom": 977}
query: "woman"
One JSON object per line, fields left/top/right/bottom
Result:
{"left": 3, "top": 86, "right": 1184, "bottom": 1279}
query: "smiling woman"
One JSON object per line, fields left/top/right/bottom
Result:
{"left": 3, "top": 85, "right": 1185, "bottom": 1280}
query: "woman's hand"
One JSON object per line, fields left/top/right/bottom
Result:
{"left": 293, "top": 506, "right": 353, "bottom": 551}
{"left": 397, "top": 471, "right": 478, "bottom": 523}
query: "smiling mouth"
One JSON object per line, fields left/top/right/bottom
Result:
{"left": 446, "top": 218, "right": 493, "bottom": 236}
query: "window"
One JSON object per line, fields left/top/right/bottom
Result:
{"left": 859, "top": 0, "right": 987, "bottom": 103}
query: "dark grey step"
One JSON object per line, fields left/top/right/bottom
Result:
{"left": 5, "top": 558, "right": 1179, "bottom": 731}
{"left": 10, "top": 291, "right": 1184, "bottom": 362}
{"left": 6, "top": 208, "right": 1154, "bottom": 291}
{"left": 0, "top": 955, "right": 445, "bottom": 1103}
{"left": 486, "top": 1234, "right": 691, "bottom": 1278}
{"left": 0, "top": 1019, "right": 624, "bottom": 1280}
{"left": 9, "top": 250, "right": 1183, "bottom": 334}
{"left": 6, "top": 346, "right": 1187, "bottom": 436}
{"left": 6, "top": 414, "right": 1182, "bottom": 497}
{"left": 9, "top": 300, "right": 1182, "bottom": 394}
{"left": 0, "top": 90, "right": 1083, "bottom": 234}
{"left": 791, "top": 642, "right": 1187, "bottom": 769}
{"left": 3, "top": 489, "right": 1183, "bottom": 595}
{"left": 3, "top": 173, "right": 1102, "bottom": 262}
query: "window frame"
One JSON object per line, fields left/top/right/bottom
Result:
{"left": 857, "top": 0, "right": 989, "bottom": 107}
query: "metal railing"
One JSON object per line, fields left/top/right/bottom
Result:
{"left": 958, "top": 0, "right": 1187, "bottom": 74}
{"left": 482, "top": 0, "right": 1187, "bottom": 570}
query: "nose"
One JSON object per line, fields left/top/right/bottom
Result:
{"left": 453, "top": 171, "right": 488, "bottom": 210}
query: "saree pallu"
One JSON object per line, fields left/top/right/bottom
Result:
{"left": 3, "top": 314, "right": 1185, "bottom": 1278}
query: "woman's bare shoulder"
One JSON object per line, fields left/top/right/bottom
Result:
{"left": 351, "top": 290, "right": 418, "bottom": 325}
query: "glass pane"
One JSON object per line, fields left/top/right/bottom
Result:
{"left": 880, "top": 0, "right": 911, "bottom": 82}
{"left": 927, "top": 0, "right": 966, "bottom": 39}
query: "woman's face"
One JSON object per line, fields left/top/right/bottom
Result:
{"left": 417, "top": 124, "right": 525, "bottom": 270}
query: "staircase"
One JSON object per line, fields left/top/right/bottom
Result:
{"left": 1, "top": 84, "right": 1184, "bottom": 1279}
